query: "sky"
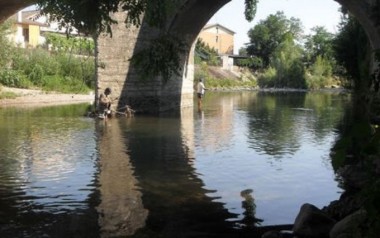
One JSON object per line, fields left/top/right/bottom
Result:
{"left": 207, "top": 0, "right": 343, "bottom": 54}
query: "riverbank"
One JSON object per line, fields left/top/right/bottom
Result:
{"left": 0, "top": 86, "right": 348, "bottom": 108}
{"left": 0, "top": 86, "right": 94, "bottom": 108}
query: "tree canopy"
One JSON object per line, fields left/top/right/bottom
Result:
{"left": 246, "top": 11, "right": 303, "bottom": 68}
{"left": 304, "top": 26, "right": 335, "bottom": 66}
{"left": 36, "top": 0, "right": 259, "bottom": 35}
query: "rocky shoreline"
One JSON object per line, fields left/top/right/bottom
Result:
{"left": 262, "top": 158, "right": 379, "bottom": 238}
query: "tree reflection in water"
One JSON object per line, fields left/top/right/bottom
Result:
{"left": 240, "top": 189, "right": 263, "bottom": 228}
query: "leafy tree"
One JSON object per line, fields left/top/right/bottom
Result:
{"left": 195, "top": 39, "right": 220, "bottom": 66}
{"left": 36, "top": 0, "right": 260, "bottom": 81}
{"left": 333, "top": 14, "right": 370, "bottom": 90}
{"left": 304, "top": 26, "right": 335, "bottom": 67}
{"left": 36, "top": 0, "right": 259, "bottom": 36}
{"left": 246, "top": 11, "right": 303, "bottom": 68}
{"left": 239, "top": 47, "right": 248, "bottom": 56}
{"left": 44, "top": 33, "right": 95, "bottom": 56}
{"left": 0, "top": 20, "right": 13, "bottom": 68}
{"left": 236, "top": 57, "right": 263, "bottom": 69}
{"left": 269, "top": 33, "right": 305, "bottom": 88}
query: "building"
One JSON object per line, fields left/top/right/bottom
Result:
{"left": 198, "top": 23, "right": 235, "bottom": 55}
{"left": 8, "top": 10, "right": 47, "bottom": 48}
{"left": 7, "top": 9, "right": 78, "bottom": 48}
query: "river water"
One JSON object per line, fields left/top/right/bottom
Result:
{"left": 0, "top": 91, "right": 350, "bottom": 237}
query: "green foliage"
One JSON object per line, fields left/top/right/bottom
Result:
{"left": 0, "top": 20, "right": 13, "bottom": 68}
{"left": 304, "top": 26, "right": 335, "bottom": 67}
{"left": 333, "top": 14, "right": 370, "bottom": 88}
{"left": 206, "top": 77, "right": 257, "bottom": 89}
{"left": 195, "top": 39, "right": 220, "bottom": 66}
{"left": 236, "top": 57, "right": 263, "bottom": 70}
{"left": 244, "top": 0, "right": 258, "bottom": 22}
{"left": 37, "top": 0, "right": 182, "bottom": 35}
{"left": 305, "top": 56, "right": 334, "bottom": 89}
{"left": 41, "top": 75, "right": 90, "bottom": 93}
{"left": 246, "top": 11, "right": 303, "bottom": 68}
{"left": 257, "top": 67, "right": 277, "bottom": 87}
{"left": 44, "top": 33, "right": 95, "bottom": 55}
{"left": 37, "top": 0, "right": 258, "bottom": 35}
{"left": 28, "top": 64, "right": 45, "bottom": 86}
{"left": 36, "top": 0, "right": 258, "bottom": 83}
{"left": 260, "top": 34, "right": 306, "bottom": 88}
{"left": 12, "top": 48, "right": 60, "bottom": 76}
{"left": 311, "top": 55, "right": 333, "bottom": 77}
{"left": 130, "top": 34, "right": 187, "bottom": 82}
{"left": 0, "top": 70, "right": 31, "bottom": 88}
{"left": 0, "top": 91, "right": 18, "bottom": 100}
{"left": 0, "top": 29, "right": 95, "bottom": 93}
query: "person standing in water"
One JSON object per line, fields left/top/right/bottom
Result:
{"left": 196, "top": 78, "right": 208, "bottom": 110}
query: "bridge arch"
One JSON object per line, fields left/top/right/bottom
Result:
{"left": 96, "top": 0, "right": 380, "bottom": 113}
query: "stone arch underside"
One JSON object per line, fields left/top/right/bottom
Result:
{"left": 1, "top": 0, "right": 380, "bottom": 112}
{"left": 96, "top": 0, "right": 232, "bottom": 114}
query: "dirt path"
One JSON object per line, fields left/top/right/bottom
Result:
{"left": 0, "top": 86, "right": 95, "bottom": 108}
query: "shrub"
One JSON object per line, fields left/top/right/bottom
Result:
{"left": 39, "top": 75, "right": 90, "bottom": 93}
{"left": 0, "top": 70, "right": 31, "bottom": 88}
{"left": 44, "top": 33, "right": 95, "bottom": 56}
{"left": 257, "top": 67, "right": 277, "bottom": 88}
{"left": 305, "top": 56, "right": 334, "bottom": 89}
{"left": 28, "top": 64, "right": 45, "bottom": 86}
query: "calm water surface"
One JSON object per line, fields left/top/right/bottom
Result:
{"left": 0, "top": 91, "right": 350, "bottom": 237}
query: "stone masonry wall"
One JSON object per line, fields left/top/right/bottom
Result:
{"left": 96, "top": 10, "right": 194, "bottom": 114}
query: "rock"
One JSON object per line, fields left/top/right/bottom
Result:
{"left": 329, "top": 209, "right": 367, "bottom": 238}
{"left": 337, "top": 164, "right": 370, "bottom": 190}
{"left": 293, "top": 203, "right": 336, "bottom": 238}
{"left": 322, "top": 191, "right": 362, "bottom": 221}
{"left": 262, "top": 230, "right": 294, "bottom": 238}
{"left": 262, "top": 230, "right": 280, "bottom": 238}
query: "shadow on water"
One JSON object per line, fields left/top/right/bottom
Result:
{"left": 115, "top": 108, "right": 288, "bottom": 237}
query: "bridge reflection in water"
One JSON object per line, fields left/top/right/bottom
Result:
{"left": 96, "top": 107, "right": 281, "bottom": 238}
{"left": 0, "top": 103, "right": 296, "bottom": 238}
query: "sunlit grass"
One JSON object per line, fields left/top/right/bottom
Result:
{"left": 0, "top": 91, "right": 18, "bottom": 99}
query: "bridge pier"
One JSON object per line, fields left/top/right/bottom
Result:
{"left": 96, "top": 11, "right": 195, "bottom": 114}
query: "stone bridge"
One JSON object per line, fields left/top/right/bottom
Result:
{"left": 1, "top": 0, "right": 380, "bottom": 113}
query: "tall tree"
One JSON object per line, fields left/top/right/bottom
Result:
{"left": 0, "top": 20, "right": 12, "bottom": 68}
{"left": 304, "top": 26, "right": 335, "bottom": 67}
{"left": 246, "top": 11, "right": 303, "bottom": 68}
{"left": 333, "top": 14, "right": 370, "bottom": 89}
{"left": 270, "top": 33, "right": 305, "bottom": 88}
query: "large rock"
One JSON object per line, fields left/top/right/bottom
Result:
{"left": 329, "top": 209, "right": 367, "bottom": 238}
{"left": 293, "top": 203, "right": 336, "bottom": 238}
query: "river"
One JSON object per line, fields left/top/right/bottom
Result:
{"left": 0, "top": 90, "right": 350, "bottom": 237}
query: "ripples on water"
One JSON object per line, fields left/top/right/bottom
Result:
{"left": 0, "top": 91, "right": 350, "bottom": 237}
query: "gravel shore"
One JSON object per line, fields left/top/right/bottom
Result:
{"left": 0, "top": 86, "right": 94, "bottom": 108}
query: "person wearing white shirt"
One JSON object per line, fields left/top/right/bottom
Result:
{"left": 196, "top": 78, "right": 208, "bottom": 110}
